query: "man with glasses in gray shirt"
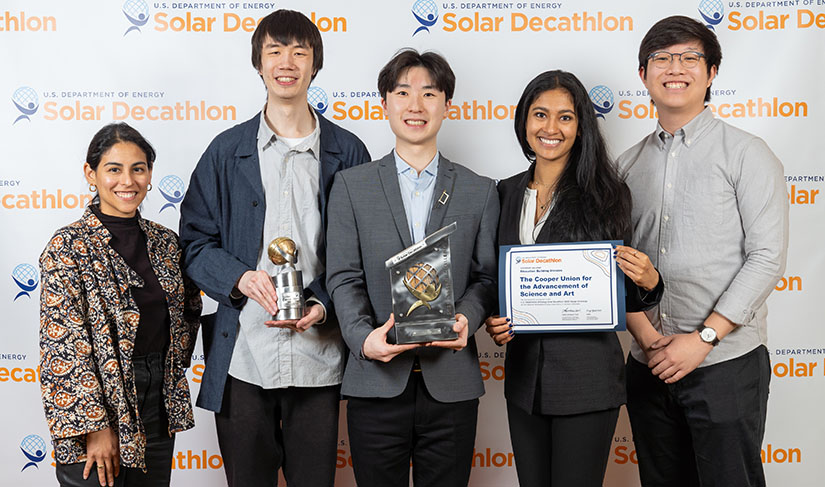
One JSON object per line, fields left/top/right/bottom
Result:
{"left": 617, "top": 15, "right": 788, "bottom": 487}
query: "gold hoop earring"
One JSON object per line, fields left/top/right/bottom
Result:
{"left": 89, "top": 184, "right": 97, "bottom": 192}
{"left": 147, "top": 183, "right": 153, "bottom": 191}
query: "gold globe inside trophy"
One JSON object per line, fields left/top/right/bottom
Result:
{"left": 268, "top": 237, "right": 305, "bottom": 321}
{"left": 404, "top": 263, "right": 442, "bottom": 316}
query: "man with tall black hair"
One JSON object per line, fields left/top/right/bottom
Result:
{"left": 618, "top": 15, "right": 788, "bottom": 487}
{"left": 326, "top": 49, "right": 498, "bottom": 487}
{"left": 179, "top": 9, "right": 370, "bottom": 486}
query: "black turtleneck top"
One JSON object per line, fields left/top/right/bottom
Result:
{"left": 91, "top": 205, "right": 170, "bottom": 356}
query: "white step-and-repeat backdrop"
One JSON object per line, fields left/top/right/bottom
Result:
{"left": 2, "top": 0, "right": 823, "bottom": 485}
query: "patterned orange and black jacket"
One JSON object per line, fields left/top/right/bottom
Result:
{"left": 39, "top": 206, "right": 201, "bottom": 469}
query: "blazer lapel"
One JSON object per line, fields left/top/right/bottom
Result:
{"left": 235, "top": 112, "right": 265, "bottom": 203}
{"left": 378, "top": 153, "right": 414, "bottom": 249}
{"left": 535, "top": 208, "right": 557, "bottom": 243}
{"left": 500, "top": 166, "right": 533, "bottom": 246}
{"left": 425, "top": 153, "right": 457, "bottom": 235}
{"left": 317, "top": 111, "right": 342, "bottom": 213}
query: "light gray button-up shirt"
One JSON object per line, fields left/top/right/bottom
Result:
{"left": 228, "top": 108, "right": 344, "bottom": 388}
{"left": 618, "top": 108, "right": 789, "bottom": 367}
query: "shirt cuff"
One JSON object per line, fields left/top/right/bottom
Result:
{"left": 306, "top": 297, "right": 327, "bottom": 325}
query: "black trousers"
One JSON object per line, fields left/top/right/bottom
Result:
{"left": 506, "top": 401, "right": 620, "bottom": 487}
{"left": 626, "top": 346, "right": 770, "bottom": 487}
{"left": 55, "top": 353, "right": 175, "bottom": 487}
{"left": 214, "top": 375, "right": 341, "bottom": 487}
{"left": 346, "top": 370, "right": 479, "bottom": 487}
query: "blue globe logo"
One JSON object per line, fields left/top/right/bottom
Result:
{"left": 158, "top": 175, "right": 185, "bottom": 213}
{"left": 698, "top": 0, "right": 725, "bottom": 29}
{"left": 12, "top": 86, "right": 39, "bottom": 125}
{"left": 12, "top": 263, "right": 39, "bottom": 301}
{"left": 589, "top": 85, "right": 614, "bottom": 119}
{"left": 412, "top": 0, "right": 438, "bottom": 36}
{"left": 123, "top": 0, "right": 149, "bottom": 36}
{"left": 20, "top": 434, "right": 47, "bottom": 471}
{"left": 308, "top": 86, "right": 328, "bottom": 114}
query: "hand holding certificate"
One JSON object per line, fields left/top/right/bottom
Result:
{"left": 499, "top": 240, "right": 626, "bottom": 332}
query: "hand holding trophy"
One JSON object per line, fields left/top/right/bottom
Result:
{"left": 268, "top": 237, "right": 305, "bottom": 321}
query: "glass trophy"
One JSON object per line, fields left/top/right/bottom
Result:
{"left": 385, "top": 223, "right": 457, "bottom": 344}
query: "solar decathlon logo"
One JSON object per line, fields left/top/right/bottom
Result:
{"left": 12, "top": 87, "right": 39, "bottom": 125}
{"left": 411, "top": 0, "right": 438, "bottom": 36}
{"left": 20, "top": 434, "right": 47, "bottom": 471}
{"left": 12, "top": 263, "right": 39, "bottom": 301}
{"left": 308, "top": 86, "right": 329, "bottom": 114}
{"left": 589, "top": 85, "right": 614, "bottom": 119}
{"left": 123, "top": 0, "right": 150, "bottom": 36}
{"left": 158, "top": 175, "right": 185, "bottom": 213}
{"left": 698, "top": 0, "right": 725, "bottom": 29}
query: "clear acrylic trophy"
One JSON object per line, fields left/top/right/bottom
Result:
{"left": 385, "top": 223, "right": 457, "bottom": 344}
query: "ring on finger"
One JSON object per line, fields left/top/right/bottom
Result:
{"left": 97, "top": 465, "right": 105, "bottom": 470}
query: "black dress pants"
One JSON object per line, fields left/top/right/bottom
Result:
{"left": 506, "top": 401, "right": 620, "bottom": 487}
{"left": 214, "top": 375, "right": 341, "bottom": 487}
{"left": 346, "top": 370, "right": 479, "bottom": 487}
{"left": 626, "top": 346, "right": 770, "bottom": 487}
{"left": 55, "top": 352, "right": 175, "bottom": 487}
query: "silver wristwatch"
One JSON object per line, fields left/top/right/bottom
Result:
{"left": 698, "top": 325, "right": 720, "bottom": 346}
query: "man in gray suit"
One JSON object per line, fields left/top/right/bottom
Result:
{"left": 326, "top": 49, "right": 499, "bottom": 487}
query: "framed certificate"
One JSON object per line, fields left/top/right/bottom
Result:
{"left": 498, "top": 240, "right": 626, "bottom": 332}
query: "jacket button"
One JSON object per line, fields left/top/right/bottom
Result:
{"left": 252, "top": 200, "right": 258, "bottom": 207}
{"left": 222, "top": 331, "right": 228, "bottom": 338}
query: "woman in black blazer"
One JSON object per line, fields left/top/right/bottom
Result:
{"left": 485, "top": 70, "right": 662, "bottom": 486}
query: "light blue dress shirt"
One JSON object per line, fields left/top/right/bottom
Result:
{"left": 394, "top": 150, "right": 439, "bottom": 243}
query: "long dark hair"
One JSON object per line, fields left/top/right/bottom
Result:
{"left": 514, "top": 70, "right": 631, "bottom": 241}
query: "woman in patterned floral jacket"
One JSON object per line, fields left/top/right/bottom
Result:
{"left": 39, "top": 123, "right": 201, "bottom": 487}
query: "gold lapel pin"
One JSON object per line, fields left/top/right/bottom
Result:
{"left": 438, "top": 191, "right": 449, "bottom": 205}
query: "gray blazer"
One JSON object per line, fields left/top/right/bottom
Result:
{"left": 326, "top": 153, "right": 499, "bottom": 402}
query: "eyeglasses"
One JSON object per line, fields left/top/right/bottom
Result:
{"left": 647, "top": 51, "right": 706, "bottom": 69}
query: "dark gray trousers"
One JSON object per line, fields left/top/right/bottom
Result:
{"left": 626, "top": 345, "right": 770, "bottom": 487}
{"left": 346, "top": 370, "right": 479, "bottom": 487}
{"left": 506, "top": 402, "right": 620, "bottom": 487}
{"left": 214, "top": 375, "right": 341, "bottom": 487}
